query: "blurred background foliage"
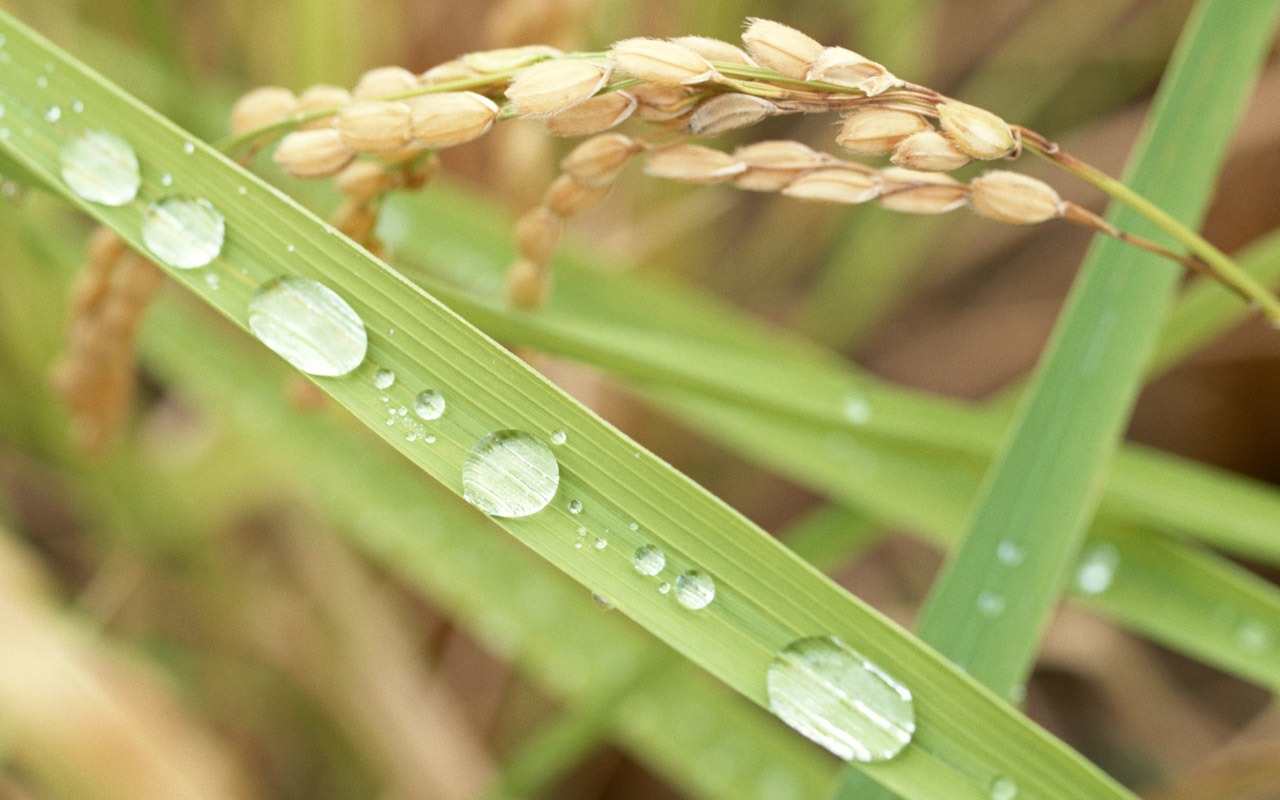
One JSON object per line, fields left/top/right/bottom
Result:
{"left": 1, "top": 0, "right": 1279, "bottom": 799}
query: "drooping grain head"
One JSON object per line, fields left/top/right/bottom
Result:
{"left": 836, "top": 108, "right": 930, "bottom": 155}
{"left": 741, "top": 19, "right": 823, "bottom": 80}
{"left": 782, "top": 168, "right": 881, "bottom": 204}
{"left": 506, "top": 59, "right": 612, "bottom": 117}
{"left": 890, "top": 130, "right": 971, "bottom": 172}
{"left": 968, "top": 170, "right": 1064, "bottom": 224}
{"left": 608, "top": 38, "right": 717, "bottom": 85}
{"left": 937, "top": 102, "right": 1016, "bottom": 160}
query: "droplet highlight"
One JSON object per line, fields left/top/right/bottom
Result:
{"left": 59, "top": 129, "right": 140, "bottom": 206}
{"left": 633, "top": 544, "right": 665, "bottom": 576}
{"left": 567, "top": 499, "right": 583, "bottom": 514}
{"left": 550, "top": 429, "right": 567, "bottom": 446}
{"left": 842, "top": 393, "right": 872, "bottom": 424}
{"left": 372, "top": 368, "right": 395, "bottom": 389}
{"left": 44, "top": 105, "right": 61, "bottom": 122}
{"left": 1075, "top": 543, "right": 1120, "bottom": 595}
{"left": 996, "top": 540, "right": 1024, "bottom": 566}
{"left": 674, "top": 571, "right": 715, "bottom": 610}
{"left": 989, "top": 776, "right": 1017, "bottom": 800}
{"left": 247, "top": 276, "right": 368, "bottom": 377}
{"left": 766, "top": 635, "right": 915, "bottom": 762}
{"left": 976, "top": 591, "right": 1005, "bottom": 617}
{"left": 413, "top": 389, "right": 445, "bottom": 420}
{"left": 141, "top": 197, "right": 225, "bottom": 269}
{"left": 461, "top": 430, "right": 560, "bottom": 518}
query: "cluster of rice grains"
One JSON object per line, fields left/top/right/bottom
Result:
{"left": 229, "top": 18, "right": 1222, "bottom": 310}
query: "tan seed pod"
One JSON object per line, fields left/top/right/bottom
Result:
{"left": 734, "top": 167, "right": 805, "bottom": 192}
{"left": 408, "top": 92, "right": 500, "bottom": 148}
{"left": 734, "top": 140, "right": 825, "bottom": 170}
{"left": 561, "top": 133, "right": 639, "bottom": 187}
{"left": 505, "top": 258, "right": 551, "bottom": 310}
{"left": 836, "top": 107, "right": 930, "bottom": 155}
{"left": 687, "top": 93, "right": 775, "bottom": 137}
{"left": 336, "top": 161, "right": 396, "bottom": 203}
{"left": 807, "top": 46, "right": 898, "bottom": 95}
{"left": 230, "top": 86, "right": 298, "bottom": 135}
{"left": 297, "top": 84, "right": 352, "bottom": 129}
{"left": 937, "top": 101, "right": 1015, "bottom": 160}
{"left": 515, "top": 206, "right": 564, "bottom": 264}
{"left": 669, "top": 35, "right": 756, "bottom": 66}
{"left": 377, "top": 141, "right": 430, "bottom": 164}
{"left": 274, "top": 129, "right": 356, "bottom": 178}
{"left": 741, "top": 18, "right": 824, "bottom": 80}
{"left": 968, "top": 170, "right": 1064, "bottom": 224}
{"left": 782, "top": 168, "right": 881, "bottom": 204}
{"left": 877, "top": 167, "right": 968, "bottom": 214}
{"left": 630, "top": 84, "right": 694, "bottom": 121}
{"left": 506, "top": 59, "right": 612, "bottom": 117}
{"left": 545, "top": 91, "right": 636, "bottom": 136}
{"left": 644, "top": 143, "right": 747, "bottom": 185}
{"left": 608, "top": 38, "right": 716, "bottom": 85}
{"left": 462, "top": 45, "right": 563, "bottom": 74}
{"left": 404, "top": 153, "right": 441, "bottom": 190}
{"left": 354, "top": 66, "right": 419, "bottom": 99}
{"left": 332, "top": 199, "right": 380, "bottom": 242}
{"left": 544, "top": 174, "right": 611, "bottom": 217}
{"left": 337, "top": 101, "right": 413, "bottom": 153}
{"left": 890, "top": 130, "right": 972, "bottom": 171}
{"left": 420, "top": 60, "right": 480, "bottom": 85}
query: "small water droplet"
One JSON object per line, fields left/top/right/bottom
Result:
{"left": 71, "top": 100, "right": 84, "bottom": 113}
{"left": 977, "top": 591, "right": 1005, "bottom": 617}
{"left": 996, "top": 540, "right": 1023, "bottom": 566}
{"left": 141, "top": 196, "right": 226, "bottom": 269}
{"left": 1075, "top": 543, "right": 1120, "bottom": 595}
{"left": 424, "top": 434, "right": 436, "bottom": 444}
{"left": 550, "top": 429, "right": 567, "bottom": 446}
{"left": 766, "top": 635, "right": 915, "bottom": 762}
{"left": 1238, "top": 619, "right": 1272, "bottom": 652}
{"left": 44, "top": 105, "right": 61, "bottom": 122}
{"left": 396, "top": 406, "right": 407, "bottom": 416}
{"left": 160, "top": 172, "right": 172, "bottom": 186}
{"left": 287, "top": 243, "right": 296, "bottom": 253}
{"left": 657, "top": 582, "right": 671, "bottom": 595}
{"left": 372, "top": 368, "right": 395, "bottom": 389}
{"left": 237, "top": 185, "right": 247, "bottom": 196}
{"left": 632, "top": 544, "right": 665, "bottom": 576}
{"left": 567, "top": 499, "right": 583, "bottom": 514}
{"left": 59, "top": 129, "right": 140, "bottom": 206}
{"left": 413, "top": 389, "right": 445, "bottom": 420}
{"left": 629, "top": 521, "right": 639, "bottom": 531}
{"left": 989, "top": 776, "right": 1017, "bottom": 800}
{"left": 387, "top": 328, "right": 395, "bottom": 335}
{"left": 592, "top": 593, "right": 614, "bottom": 610}
{"left": 842, "top": 393, "right": 872, "bottom": 424}
{"left": 183, "top": 141, "right": 195, "bottom": 154}
{"left": 35, "top": 75, "right": 48, "bottom": 89}
{"left": 248, "top": 276, "right": 368, "bottom": 376}
{"left": 462, "top": 431, "right": 560, "bottom": 518}
{"left": 204, "top": 273, "right": 220, "bottom": 291}
{"left": 674, "top": 571, "right": 715, "bottom": 610}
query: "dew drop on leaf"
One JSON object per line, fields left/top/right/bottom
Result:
{"left": 141, "top": 197, "right": 225, "bottom": 269}
{"left": 1074, "top": 543, "right": 1119, "bottom": 595}
{"left": 990, "top": 776, "right": 1017, "bottom": 800}
{"left": 632, "top": 544, "right": 665, "bottom": 576}
{"left": 59, "top": 129, "right": 140, "bottom": 206}
{"left": 413, "top": 389, "right": 445, "bottom": 420}
{"left": 674, "top": 570, "right": 715, "bottom": 610}
{"left": 766, "top": 635, "right": 915, "bottom": 762}
{"left": 462, "top": 430, "right": 560, "bottom": 518}
{"left": 247, "top": 276, "right": 368, "bottom": 376}
{"left": 372, "top": 368, "right": 395, "bottom": 389}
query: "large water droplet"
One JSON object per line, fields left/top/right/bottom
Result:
{"left": 372, "top": 368, "right": 395, "bottom": 389}
{"left": 141, "top": 196, "right": 225, "bottom": 269}
{"left": 1075, "top": 543, "right": 1119, "bottom": 595}
{"left": 766, "top": 635, "right": 915, "bottom": 763}
{"left": 247, "top": 276, "right": 368, "bottom": 377}
{"left": 674, "top": 571, "right": 715, "bottom": 610}
{"left": 633, "top": 544, "right": 665, "bottom": 576}
{"left": 989, "top": 776, "right": 1017, "bottom": 800}
{"left": 413, "top": 389, "right": 445, "bottom": 420}
{"left": 59, "top": 129, "right": 140, "bottom": 206}
{"left": 462, "top": 430, "right": 560, "bottom": 518}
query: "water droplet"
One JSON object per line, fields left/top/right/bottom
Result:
{"left": 71, "top": 100, "right": 84, "bottom": 113}
{"left": 1075, "top": 543, "right": 1120, "bottom": 595}
{"left": 674, "top": 571, "right": 715, "bottom": 610}
{"left": 632, "top": 544, "right": 665, "bottom": 576}
{"left": 237, "top": 185, "right": 248, "bottom": 196}
{"left": 462, "top": 431, "right": 560, "bottom": 518}
{"left": 1238, "top": 619, "right": 1272, "bottom": 652}
{"left": 44, "top": 105, "right": 61, "bottom": 122}
{"left": 160, "top": 172, "right": 173, "bottom": 187}
{"left": 413, "top": 390, "right": 445, "bottom": 420}
{"left": 657, "top": 582, "right": 671, "bottom": 595}
{"left": 977, "top": 591, "right": 1005, "bottom": 617}
{"left": 424, "top": 434, "right": 436, "bottom": 444}
{"left": 287, "top": 243, "right": 296, "bottom": 253}
{"left": 766, "top": 635, "right": 915, "bottom": 762}
{"left": 550, "top": 429, "right": 567, "bottom": 446}
{"left": 567, "top": 499, "right": 583, "bottom": 514}
{"left": 247, "top": 276, "right": 368, "bottom": 377}
{"left": 183, "top": 141, "right": 195, "bottom": 154}
{"left": 593, "top": 536, "right": 607, "bottom": 550}
{"left": 996, "top": 540, "right": 1023, "bottom": 566}
{"left": 372, "top": 368, "right": 395, "bottom": 389}
{"left": 989, "top": 776, "right": 1017, "bottom": 800}
{"left": 842, "top": 393, "right": 872, "bottom": 424}
{"left": 35, "top": 75, "right": 48, "bottom": 89}
{"left": 141, "top": 196, "right": 226, "bottom": 269}
{"left": 59, "top": 129, "right": 140, "bottom": 206}
{"left": 628, "top": 521, "right": 639, "bottom": 531}
{"left": 204, "top": 273, "right": 220, "bottom": 291}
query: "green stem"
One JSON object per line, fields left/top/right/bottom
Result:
{"left": 1028, "top": 140, "right": 1280, "bottom": 326}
